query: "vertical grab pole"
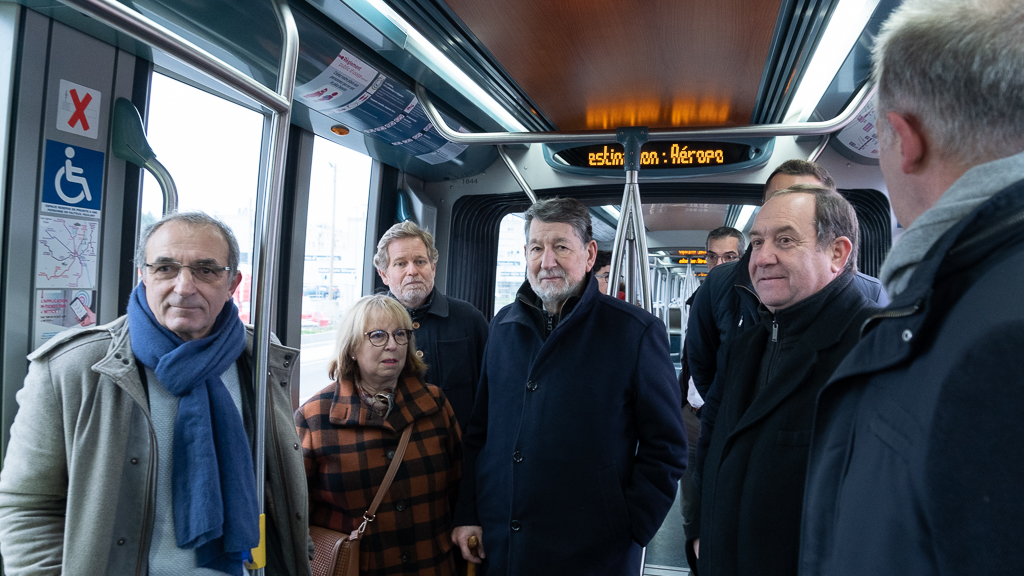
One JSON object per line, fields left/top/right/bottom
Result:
{"left": 248, "top": 0, "right": 299, "bottom": 572}
{"left": 608, "top": 127, "right": 652, "bottom": 312}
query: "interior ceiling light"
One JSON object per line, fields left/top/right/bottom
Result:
{"left": 734, "top": 205, "right": 758, "bottom": 231}
{"left": 784, "top": 0, "right": 880, "bottom": 123}
{"left": 330, "top": 124, "right": 350, "bottom": 136}
{"left": 362, "top": 0, "right": 527, "bottom": 133}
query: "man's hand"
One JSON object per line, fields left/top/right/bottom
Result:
{"left": 452, "top": 525, "right": 485, "bottom": 564}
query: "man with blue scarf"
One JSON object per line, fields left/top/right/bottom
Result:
{"left": 0, "top": 212, "right": 312, "bottom": 576}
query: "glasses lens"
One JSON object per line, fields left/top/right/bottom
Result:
{"left": 393, "top": 330, "right": 409, "bottom": 345}
{"left": 191, "top": 266, "right": 225, "bottom": 283}
{"left": 150, "top": 262, "right": 182, "bottom": 280}
{"left": 367, "top": 330, "right": 388, "bottom": 346}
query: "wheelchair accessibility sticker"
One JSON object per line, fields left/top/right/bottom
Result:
{"left": 42, "top": 140, "right": 103, "bottom": 218}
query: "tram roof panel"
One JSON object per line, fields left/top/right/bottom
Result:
{"left": 442, "top": 0, "right": 782, "bottom": 131}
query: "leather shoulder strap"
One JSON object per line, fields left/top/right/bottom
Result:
{"left": 365, "top": 424, "right": 413, "bottom": 517}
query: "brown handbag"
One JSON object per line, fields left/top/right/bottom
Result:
{"left": 310, "top": 425, "right": 414, "bottom": 576}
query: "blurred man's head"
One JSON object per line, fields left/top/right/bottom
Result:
{"left": 705, "top": 227, "right": 745, "bottom": 272}
{"left": 749, "top": 185, "right": 858, "bottom": 312}
{"left": 763, "top": 159, "right": 836, "bottom": 203}
{"left": 872, "top": 0, "right": 1024, "bottom": 225}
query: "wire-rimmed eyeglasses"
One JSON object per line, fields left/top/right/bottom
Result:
{"left": 144, "top": 261, "right": 232, "bottom": 283}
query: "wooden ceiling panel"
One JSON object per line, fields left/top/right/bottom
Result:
{"left": 443, "top": 0, "right": 783, "bottom": 131}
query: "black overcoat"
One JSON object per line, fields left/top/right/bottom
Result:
{"left": 695, "top": 272, "right": 875, "bottom": 576}
{"left": 454, "top": 276, "right": 688, "bottom": 576}
{"left": 800, "top": 175, "right": 1024, "bottom": 576}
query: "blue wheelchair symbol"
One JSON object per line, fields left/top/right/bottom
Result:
{"left": 42, "top": 140, "right": 103, "bottom": 213}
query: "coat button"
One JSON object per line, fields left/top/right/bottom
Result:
{"left": 902, "top": 329, "right": 913, "bottom": 342}
{"left": 400, "top": 553, "right": 411, "bottom": 563}
{"left": 130, "top": 458, "right": 138, "bottom": 465}
{"left": 121, "top": 359, "right": 130, "bottom": 365}
{"left": 117, "top": 538, "right": 126, "bottom": 546}
{"left": 283, "top": 361, "right": 290, "bottom": 367}
{"left": 280, "top": 380, "right": 288, "bottom": 387}
{"left": 511, "top": 520, "right": 521, "bottom": 531}
{"left": 386, "top": 450, "right": 396, "bottom": 459}
{"left": 295, "top": 513, "right": 302, "bottom": 520}
{"left": 512, "top": 451, "right": 523, "bottom": 463}
{"left": 395, "top": 500, "right": 407, "bottom": 511}
{"left": 416, "top": 350, "right": 424, "bottom": 358}
{"left": 412, "top": 322, "right": 420, "bottom": 329}
{"left": 293, "top": 443, "right": 299, "bottom": 450}
{"left": 526, "top": 380, "right": 538, "bottom": 391}
{"left": 114, "top": 353, "right": 122, "bottom": 359}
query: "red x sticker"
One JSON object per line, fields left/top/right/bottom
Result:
{"left": 56, "top": 80, "right": 102, "bottom": 140}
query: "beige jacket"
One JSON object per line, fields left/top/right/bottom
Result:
{"left": 0, "top": 316, "right": 312, "bottom": 576}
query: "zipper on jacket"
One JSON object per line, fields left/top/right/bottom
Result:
{"left": 771, "top": 320, "right": 778, "bottom": 342}
{"left": 859, "top": 302, "right": 920, "bottom": 336}
{"left": 135, "top": 413, "right": 158, "bottom": 575}
{"left": 948, "top": 205, "right": 1024, "bottom": 258}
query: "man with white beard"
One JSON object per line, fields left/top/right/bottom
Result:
{"left": 451, "top": 197, "right": 687, "bottom": 576}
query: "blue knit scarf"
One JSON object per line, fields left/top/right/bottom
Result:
{"left": 128, "top": 283, "right": 258, "bottom": 576}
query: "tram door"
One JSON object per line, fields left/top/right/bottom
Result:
{"left": 0, "top": 6, "right": 142, "bottom": 459}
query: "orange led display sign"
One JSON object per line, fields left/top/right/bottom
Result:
{"left": 678, "top": 258, "right": 708, "bottom": 265}
{"left": 553, "top": 142, "right": 751, "bottom": 170}
{"left": 678, "top": 250, "right": 707, "bottom": 256}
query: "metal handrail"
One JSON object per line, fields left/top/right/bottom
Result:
{"left": 59, "top": 0, "right": 290, "bottom": 114}
{"left": 416, "top": 82, "right": 876, "bottom": 145}
{"left": 57, "top": 0, "right": 299, "bottom": 572}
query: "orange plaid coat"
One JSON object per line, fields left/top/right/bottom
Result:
{"left": 295, "top": 376, "right": 462, "bottom": 575}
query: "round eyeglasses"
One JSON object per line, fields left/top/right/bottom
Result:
{"left": 364, "top": 329, "right": 411, "bottom": 347}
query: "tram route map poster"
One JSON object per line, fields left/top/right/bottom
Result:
{"left": 297, "top": 50, "right": 469, "bottom": 165}
{"left": 34, "top": 289, "right": 97, "bottom": 348}
{"left": 35, "top": 214, "right": 99, "bottom": 289}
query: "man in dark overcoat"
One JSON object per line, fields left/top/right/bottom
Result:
{"left": 692, "top": 186, "right": 878, "bottom": 576}
{"left": 451, "top": 197, "right": 687, "bottom": 575}
{"left": 375, "top": 220, "right": 489, "bottom": 432}
{"left": 799, "top": 1, "right": 1024, "bottom": 574}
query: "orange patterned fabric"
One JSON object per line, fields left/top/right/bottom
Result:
{"left": 296, "top": 376, "right": 462, "bottom": 576}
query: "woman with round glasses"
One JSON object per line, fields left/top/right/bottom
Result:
{"left": 295, "top": 294, "right": 463, "bottom": 575}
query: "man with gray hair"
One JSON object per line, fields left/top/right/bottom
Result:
{"left": 451, "top": 197, "right": 687, "bottom": 575}
{"left": 0, "top": 212, "right": 311, "bottom": 576}
{"left": 374, "top": 220, "right": 488, "bottom": 431}
{"left": 800, "top": 1, "right": 1024, "bottom": 574}
{"left": 690, "top": 186, "right": 878, "bottom": 576}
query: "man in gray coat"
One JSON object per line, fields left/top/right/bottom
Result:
{"left": 0, "top": 212, "right": 312, "bottom": 576}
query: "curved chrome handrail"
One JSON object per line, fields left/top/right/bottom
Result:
{"left": 415, "top": 81, "right": 876, "bottom": 145}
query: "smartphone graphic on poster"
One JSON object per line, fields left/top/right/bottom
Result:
{"left": 69, "top": 297, "right": 88, "bottom": 322}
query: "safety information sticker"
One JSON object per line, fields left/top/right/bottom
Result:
{"left": 41, "top": 139, "right": 104, "bottom": 218}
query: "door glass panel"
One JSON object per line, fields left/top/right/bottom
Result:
{"left": 298, "top": 136, "right": 373, "bottom": 404}
{"left": 139, "top": 73, "right": 263, "bottom": 322}
{"left": 494, "top": 212, "right": 527, "bottom": 314}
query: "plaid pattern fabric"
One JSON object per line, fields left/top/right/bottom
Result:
{"left": 296, "top": 376, "right": 462, "bottom": 576}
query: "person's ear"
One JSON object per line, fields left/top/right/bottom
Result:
{"left": 377, "top": 267, "right": 389, "bottom": 285}
{"left": 830, "top": 237, "right": 854, "bottom": 273}
{"left": 887, "top": 112, "right": 926, "bottom": 174}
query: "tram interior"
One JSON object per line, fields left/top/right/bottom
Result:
{"left": 0, "top": 0, "right": 899, "bottom": 573}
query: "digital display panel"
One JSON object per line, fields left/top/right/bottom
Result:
{"left": 678, "top": 257, "right": 708, "bottom": 265}
{"left": 553, "top": 142, "right": 751, "bottom": 169}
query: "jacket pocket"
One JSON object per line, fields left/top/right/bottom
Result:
{"left": 596, "top": 464, "right": 631, "bottom": 542}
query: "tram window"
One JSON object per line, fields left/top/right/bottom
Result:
{"left": 298, "top": 136, "right": 372, "bottom": 404}
{"left": 139, "top": 72, "right": 263, "bottom": 322}
{"left": 494, "top": 212, "right": 527, "bottom": 314}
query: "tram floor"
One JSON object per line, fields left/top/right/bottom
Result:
{"left": 643, "top": 481, "right": 691, "bottom": 575}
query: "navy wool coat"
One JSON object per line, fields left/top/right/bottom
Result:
{"left": 454, "top": 276, "right": 688, "bottom": 576}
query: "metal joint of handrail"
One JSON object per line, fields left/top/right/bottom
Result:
{"left": 416, "top": 82, "right": 876, "bottom": 146}
{"left": 57, "top": 0, "right": 299, "bottom": 573}
{"left": 495, "top": 144, "right": 537, "bottom": 203}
